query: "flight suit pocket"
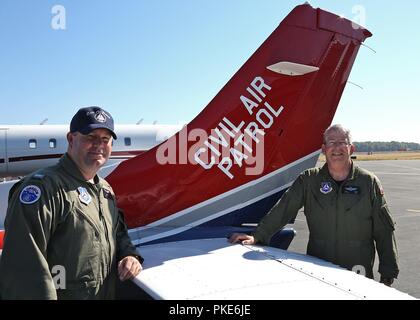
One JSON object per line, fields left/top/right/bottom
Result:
{"left": 343, "top": 193, "right": 363, "bottom": 213}
{"left": 348, "top": 240, "right": 362, "bottom": 247}
{"left": 72, "top": 208, "right": 102, "bottom": 278}
{"left": 74, "top": 208, "right": 102, "bottom": 240}
{"left": 380, "top": 205, "right": 395, "bottom": 231}
{"left": 59, "top": 279, "right": 98, "bottom": 300}
{"left": 310, "top": 189, "right": 328, "bottom": 211}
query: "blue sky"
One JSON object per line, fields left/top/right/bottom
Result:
{"left": 0, "top": 0, "right": 419, "bottom": 143}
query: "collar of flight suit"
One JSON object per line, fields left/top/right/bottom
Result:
{"left": 59, "top": 153, "right": 101, "bottom": 186}
{"left": 320, "top": 160, "right": 358, "bottom": 183}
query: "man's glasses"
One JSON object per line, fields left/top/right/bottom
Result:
{"left": 324, "top": 141, "right": 350, "bottom": 147}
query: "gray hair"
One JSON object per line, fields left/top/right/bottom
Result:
{"left": 323, "top": 124, "right": 352, "bottom": 144}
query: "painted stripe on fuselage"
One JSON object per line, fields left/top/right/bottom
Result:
{"left": 8, "top": 154, "right": 63, "bottom": 162}
{"left": 129, "top": 150, "right": 320, "bottom": 244}
{"left": 6, "top": 150, "right": 145, "bottom": 163}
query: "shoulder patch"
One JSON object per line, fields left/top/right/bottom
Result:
{"left": 373, "top": 177, "right": 385, "bottom": 196}
{"left": 19, "top": 185, "right": 42, "bottom": 204}
{"left": 379, "top": 186, "right": 384, "bottom": 196}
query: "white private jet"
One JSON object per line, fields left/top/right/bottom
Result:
{"left": 0, "top": 124, "right": 182, "bottom": 179}
{"left": 0, "top": 3, "right": 414, "bottom": 300}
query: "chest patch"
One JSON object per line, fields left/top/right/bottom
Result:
{"left": 343, "top": 186, "right": 360, "bottom": 194}
{"left": 19, "top": 185, "right": 41, "bottom": 204}
{"left": 103, "top": 188, "right": 113, "bottom": 199}
{"left": 320, "top": 182, "right": 333, "bottom": 194}
{"left": 77, "top": 187, "right": 92, "bottom": 205}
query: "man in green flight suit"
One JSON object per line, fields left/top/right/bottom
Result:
{"left": 230, "top": 124, "right": 399, "bottom": 286}
{"left": 0, "top": 106, "right": 143, "bottom": 299}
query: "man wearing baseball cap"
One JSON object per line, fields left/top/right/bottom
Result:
{"left": 70, "top": 106, "right": 117, "bottom": 139}
{"left": 0, "top": 106, "right": 143, "bottom": 299}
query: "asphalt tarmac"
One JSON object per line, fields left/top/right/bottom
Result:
{"left": 288, "top": 160, "right": 420, "bottom": 298}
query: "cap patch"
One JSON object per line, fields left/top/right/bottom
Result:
{"left": 94, "top": 110, "right": 108, "bottom": 123}
{"left": 20, "top": 185, "right": 42, "bottom": 204}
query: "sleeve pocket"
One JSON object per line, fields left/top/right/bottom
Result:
{"left": 380, "top": 205, "right": 395, "bottom": 231}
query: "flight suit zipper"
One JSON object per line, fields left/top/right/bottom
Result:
{"left": 334, "top": 177, "right": 350, "bottom": 263}
{"left": 96, "top": 186, "right": 112, "bottom": 278}
{"left": 334, "top": 181, "right": 341, "bottom": 262}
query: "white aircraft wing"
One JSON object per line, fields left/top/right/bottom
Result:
{"left": 133, "top": 238, "right": 414, "bottom": 300}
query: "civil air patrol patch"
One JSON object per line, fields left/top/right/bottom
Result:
{"left": 19, "top": 185, "right": 41, "bottom": 204}
{"left": 343, "top": 186, "right": 360, "bottom": 194}
{"left": 77, "top": 187, "right": 92, "bottom": 205}
{"left": 94, "top": 111, "right": 107, "bottom": 123}
{"left": 320, "top": 182, "right": 333, "bottom": 194}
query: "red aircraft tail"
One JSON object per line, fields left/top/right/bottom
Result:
{"left": 106, "top": 4, "right": 372, "bottom": 231}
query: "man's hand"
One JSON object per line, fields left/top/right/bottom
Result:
{"left": 380, "top": 276, "right": 394, "bottom": 287}
{"left": 118, "top": 256, "right": 143, "bottom": 281}
{"left": 229, "top": 233, "right": 256, "bottom": 245}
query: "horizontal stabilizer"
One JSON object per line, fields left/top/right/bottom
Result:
{"left": 267, "top": 61, "right": 319, "bottom": 76}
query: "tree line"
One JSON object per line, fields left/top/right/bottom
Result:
{"left": 353, "top": 141, "right": 420, "bottom": 152}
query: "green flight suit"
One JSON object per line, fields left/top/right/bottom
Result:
{"left": 0, "top": 153, "right": 142, "bottom": 299}
{"left": 253, "top": 163, "right": 399, "bottom": 279}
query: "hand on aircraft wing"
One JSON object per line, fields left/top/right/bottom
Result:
{"left": 229, "top": 233, "right": 256, "bottom": 245}
{"left": 118, "top": 256, "right": 143, "bottom": 281}
{"left": 380, "top": 277, "right": 394, "bottom": 287}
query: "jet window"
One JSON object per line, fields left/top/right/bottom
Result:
{"left": 124, "top": 137, "right": 131, "bottom": 146}
{"left": 49, "top": 138, "right": 57, "bottom": 148}
{"left": 29, "top": 139, "right": 37, "bottom": 149}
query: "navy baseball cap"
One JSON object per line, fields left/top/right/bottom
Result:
{"left": 70, "top": 106, "right": 117, "bottom": 139}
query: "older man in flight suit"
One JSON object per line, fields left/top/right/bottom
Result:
{"left": 0, "top": 106, "right": 143, "bottom": 299}
{"left": 230, "top": 124, "right": 399, "bottom": 286}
